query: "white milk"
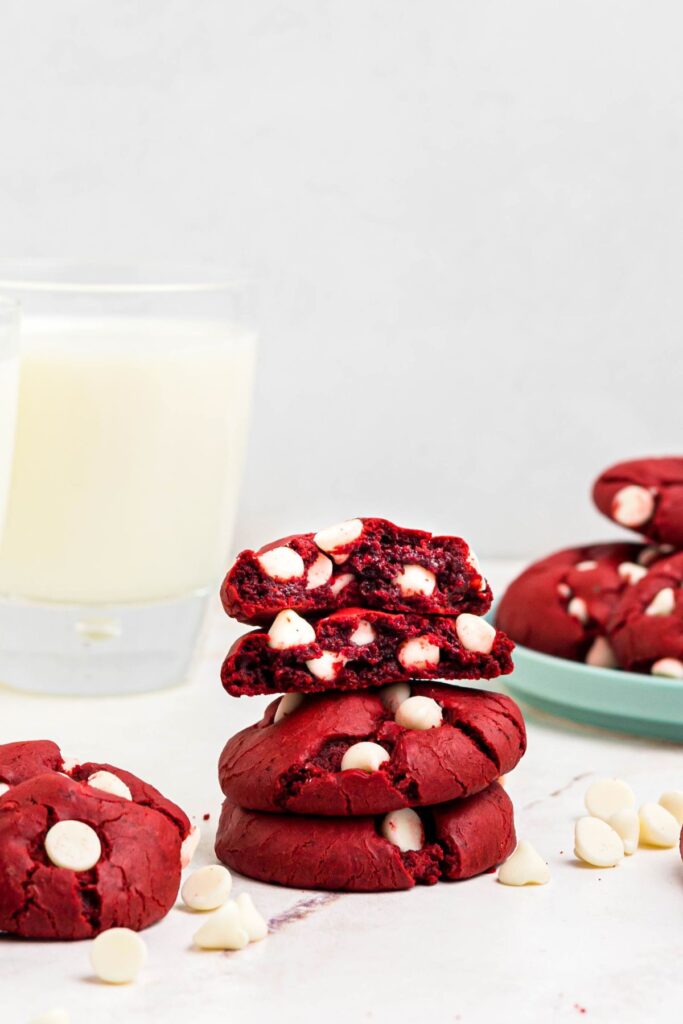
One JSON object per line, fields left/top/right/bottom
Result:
{"left": 0, "top": 354, "right": 20, "bottom": 542}
{"left": 0, "top": 318, "right": 256, "bottom": 604}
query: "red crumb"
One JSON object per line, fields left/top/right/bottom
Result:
{"left": 574, "top": 1004, "right": 587, "bottom": 1015}
{"left": 203, "top": 813, "right": 211, "bottom": 821}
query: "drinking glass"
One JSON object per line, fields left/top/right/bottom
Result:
{"left": 0, "top": 262, "right": 256, "bottom": 695}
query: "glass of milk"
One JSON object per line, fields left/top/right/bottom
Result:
{"left": 0, "top": 263, "right": 256, "bottom": 695}
{"left": 0, "top": 298, "right": 21, "bottom": 544}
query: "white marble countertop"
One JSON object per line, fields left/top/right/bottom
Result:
{"left": 2, "top": 562, "right": 683, "bottom": 1024}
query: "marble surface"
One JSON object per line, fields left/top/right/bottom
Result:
{"left": 2, "top": 562, "right": 683, "bottom": 1024}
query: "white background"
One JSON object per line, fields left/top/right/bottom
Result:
{"left": 1, "top": 0, "right": 682, "bottom": 557}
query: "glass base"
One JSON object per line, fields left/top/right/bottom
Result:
{"left": 0, "top": 589, "right": 210, "bottom": 696}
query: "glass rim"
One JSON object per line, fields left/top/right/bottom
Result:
{"left": 0, "top": 259, "right": 252, "bottom": 295}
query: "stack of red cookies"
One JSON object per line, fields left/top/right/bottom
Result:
{"left": 215, "top": 517, "right": 527, "bottom": 892}
{"left": 497, "top": 457, "right": 683, "bottom": 678}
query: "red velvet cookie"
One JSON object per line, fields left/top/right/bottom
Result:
{"left": 607, "top": 551, "right": 683, "bottom": 675}
{"left": 593, "top": 457, "right": 683, "bottom": 546}
{"left": 222, "top": 607, "right": 514, "bottom": 697}
{"left": 0, "top": 773, "right": 184, "bottom": 940}
{"left": 495, "top": 542, "right": 661, "bottom": 664}
{"left": 221, "top": 517, "right": 491, "bottom": 625}
{"left": 218, "top": 683, "right": 526, "bottom": 815}
{"left": 215, "top": 782, "right": 515, "bottom": 892}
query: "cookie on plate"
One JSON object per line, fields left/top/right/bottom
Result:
{"left": 222, "top": 607, "right": 513, "bottom": 697}
{"left": 593, "top": 457, "right": 683, "bottom": 546}
{"left": 215, "top": 782, "right": 515, "bottom": 892}
{"left": 218, "top": 683, "right": 526, "bottom": 816}
{"left": 221, "top": 517, "right": 491, "bottom": 624}
{"left": 607, "top": 551, "right": 683, "bottom": 677}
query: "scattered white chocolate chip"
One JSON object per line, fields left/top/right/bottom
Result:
{"left": 567, "top": 597, "right": 589, "bottom": 624}
{"left": 659, "top": 790, "right": 683, "bottom": 825}
{"left": 349, "top": 619, "right": 376, "bottom": 646}
{"left": 181, "top": 824, "right": 201, "bottom": 869}
{"left": 576, "top": 560, "right": 597, "bottom": 571}
{"left": 393, "top": 564, "right": 437, "bottom": 597}
{"left": 44, "top": 820, "right": 101, "bottom": 872}
{"left": 394, "top": 695, "right": 443, "bottom": 730}
{"left": 612, "top": 485, "right": 655, "bottom": 528}
{"left": 379, "top": 682, "right": 411, "bottom": 713}
{"left": 236, "top": 892, "right": 268, "bottom": 942}
{"left": 557, "top": 582, "right": 572, "bottom": 598}
{"left": 381, "top": 808, "right": 424, "bottom": 852}
{"left": 618, "top": 561, "right": 648, "bottom": 585}
{"left": 497, "top": 840, "right": 550, "bottom": 886}
{"left": 651, "top": 657, "right": 683, "bottom": 679}
{"left": 257, "top": 546, "right": 305, "bottom": 581}
{"left": 86, "top": 771, "right": 132, "bottom": 801}
{"left": 90, "top": 928, "right": 147, "bottom": 984}
{"left": 29, "top": 1010, "right": 71, "bottom": 1024}
{"left": 340, "top": 741, "right": 390, "bottom": 773}
{"left": 397, "top": 636, "right": 440, "bottom": 671}
{"left": 0, "top": 782, "right": 9, "bottom": 797}
{"left": 639, "top": 803, "right": 680, "bottom": 847}
{"left": 608, "top": 808, "right": 640, "bottom": 855}
{"left": 574, "top": 816, "right": 624, "bottom": 867}
{"left": 305, "top": 553, "right": 333, "bottom": 590}
{"left": 267, "top": 609, "right": 316, "bottom": 650}
{"left": 645, "top": 587, "right": 675, "bottom": 616}
{"left": 182, "top": 865, "right": 233, "bottom": 911}
{"left": 313, "top": 519, "right": 363, "bottom": 563}
{"left": 330, "top": 572, "right": 355, "bottom": 596}
{"left": 585, "top": 778, "right": 635, "bottom": 821}
{"left": 306, "top": 650, "right": 347, "bottom": 681}
{"left": 193, "top": 900, "right": 249, "bottom": 950}
{"left": 274, "top": 692, "right": 305, "bottom": 723}
{"left": 455, "top": 613, "right": 496, "bottom": 654}
{"left": 585, "top": 637, "right": 618, "bottom": 669}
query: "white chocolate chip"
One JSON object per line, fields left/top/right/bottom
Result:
{"left": 638, "top": 545, "right": 665, "bottom": 566}
{"left": 29, "top": 1010, "right": 71, "bottom": 1024}
{"left": 608, "top": 808, "right": 640, "bottom": 855}
{"left": 305, "top": 650, "right": 347, "bottom": 681}
{"left": 557, "top": 582, "right": 572, "bottom": 598}
{"left": 455, "top": 613, "right": 496, "bottom": 654}
{"left": 274, "top": 692, "right": 305, "bottom": 723}
{"left": 267, "top": 609, "right": 316, "bottom": 650}
{"left": 349, "top": 619, "right": 376, "bottom": 646}
{"left": 393, "top": 564, "right": 437, "bottom": 597}
{"left": 193, "top": 900, "right": 249, "bottom": 950}
{"left": 585, "top": 637, "right": 618, "bottom": 669}
{"left": 379, "top": 682, "right": 411, "bottom": 713}
{"left": 467, "top": 549, "right": 488, "bottom": 591}
{"left": 397, "top": 636, "right": 440, "bottom": 671}
{"left": 585, "top": 778, "right": 635, "bottom": 821}
{"left": 181, "top": 865, "right": 233, "bottom": 911}
{"left": 612, "top": 485, "right": 655, "bottom": 528}
{"left": 567, "top": 597, "right": 589, "bottom": 624}
{"left": 90, "top": 928, "right": 147, "bottom": 984}
{"left": 180, "top": 824, "right": 201, "bottom": 869}
{"left": 86, "top": 771, "right": 132, "bottom": 801}
{"left": 576, "top": 560, "right": 598, "bottom": 571}
{"left": 257, "top": 546, "right": 305, "bottom": 581}
{"left": 574, "top": 816, "right": 624, "bottom": 867}
{"left": 236, "top": 892, "right": 268, "bottom": 942}
{"left": 651, "top": 657, "right": 683, "bottom": 679}
{"left": 659, "top": 790, "right": 683, "bottom": 825}
{"left": 381, "top": 808, "right": 424, "bottom": 852}
{"left": 340, "top": 741, "right": 390, "bottom": 773}
{"left": 313, "top": 519, "right": 363, "bottom": 563}
{"left": 329, "top": 572, "right": 355, "bottom": 596}
{"left": 305, "top": 553, "right": 333, "bottom": 590}
{"left": 497, "top": 840, "right": 550, "bottom": 886}
{"left": 645, "top": 587, "right": 675, "bottom": 616}
{"left": 394, "top": 695, "right": 443, "bottom": 730}
{"left": 44, "top": 821, "right": 101, "bottom": 872}
{"left": 639, "top": 802, "right": 680, "bottom": 847}
{"left": 618, "top": 561, "right": 648, "bottom": 585}
{"left": 0, "top": 783, "right": 9, "bottom": 797}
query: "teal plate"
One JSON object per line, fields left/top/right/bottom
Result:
{"left": 502, "top": 641, "right": 683, "bottom": 742}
